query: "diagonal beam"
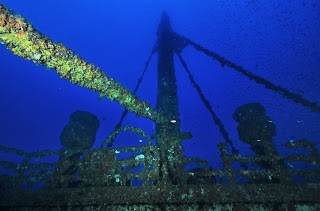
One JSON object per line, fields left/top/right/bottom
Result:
{"left": 0, "top": 4, "right": 166, "bottom": 123}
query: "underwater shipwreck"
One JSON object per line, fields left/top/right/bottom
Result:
{"left": 0, "top": 4, "right": 320, "bottom": 210}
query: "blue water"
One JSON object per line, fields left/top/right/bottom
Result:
{"left": 0, "top": 0, "right": 319, "bottom": 171}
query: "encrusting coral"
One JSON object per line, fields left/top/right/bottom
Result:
{"left": 0, "top": 4, "right": 167, "bottom": 124}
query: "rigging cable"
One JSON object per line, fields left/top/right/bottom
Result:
{"left": 177, "top": 53, "right": 240, "bottom": 156}
{"left": 179, "top": 35, "right": 320, "bottom": 113}
{"left": 107, "top": 42, "right": 158, "bottom": 147}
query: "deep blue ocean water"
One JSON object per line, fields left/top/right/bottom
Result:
{"left": 0, "top": 0, "right": 319, "bottom": 174}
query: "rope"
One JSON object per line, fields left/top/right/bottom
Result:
{"left": 101, "top": 126, "right": 152, "bottom": 148}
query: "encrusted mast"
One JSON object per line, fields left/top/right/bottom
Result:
{"left": 154, "top": 12, "right": 192, "bottom": 184}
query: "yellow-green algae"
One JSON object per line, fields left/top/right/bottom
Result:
{"left": 0, "top": 4, "right": 166, "bottom": 123}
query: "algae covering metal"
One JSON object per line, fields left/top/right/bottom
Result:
{"left": 1, "top": 139, "right": 320, "bottom": 209}
{"left": 0, "top": 4, "right": 166, "bottom": 124}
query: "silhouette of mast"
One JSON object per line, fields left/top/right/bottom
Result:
{"left": 154, "top": 12, "right": 191, "bottom": 184}
{"left": 156, "top": 12, "right": 180, "bottom": 131}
